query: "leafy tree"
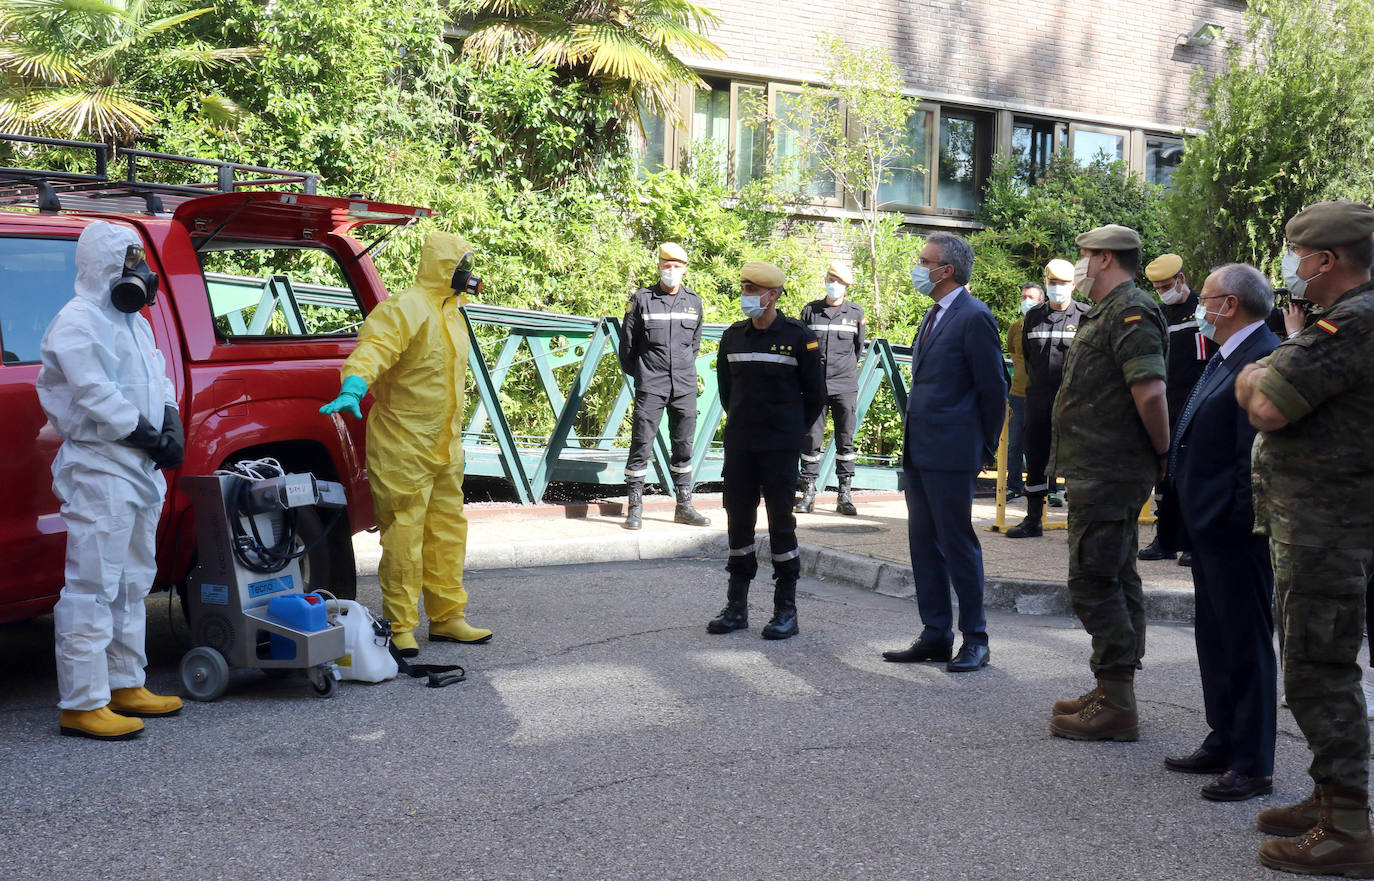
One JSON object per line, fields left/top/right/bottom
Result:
{"left": 753, "top": 35, "right": 919, "bottom": 326}
{"left": 0, "top": 0, "right": 254, "bottom": 142}
{"left": 456, "top": 0, "right": 725, "bottom": 126}
{"left": 1164, "top": 0, "right": 1374, "bottom": 273}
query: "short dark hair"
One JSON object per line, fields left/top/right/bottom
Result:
{"left": 1335, "top": 234, "right": 1374, "bottom": 270}
{"left": 1021, "top": 282, "right": 1045, "bottom": 295}
{"left": 1111, "top": 248, "right": 1140, "bottom": 275}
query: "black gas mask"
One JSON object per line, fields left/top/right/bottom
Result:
{"left": 110, "top": 244, "right": 159, "bottom": 314}
{"left": 450, "top": 250, "right": 480, "bottom": 297}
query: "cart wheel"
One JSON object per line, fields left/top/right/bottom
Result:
{"left": 308, "top": 666, "right": 338, "bottom": 699}
{"left": 181, "top": 646, "right": 230, "bottom": 702}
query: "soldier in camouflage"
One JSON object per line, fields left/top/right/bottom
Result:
{"left": 1236, "top": 200, "right": 1374, "bottom": 877}
{"left": 1047, "top": 224, "right": 1171, "bottom": 744}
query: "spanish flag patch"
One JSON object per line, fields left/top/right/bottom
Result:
{"left": 1123, "top": 312, "right": 1142, "bottom": 324}
{"left": 1316, "top": 318, "right": 1339, "bottom": 335}
{"left": 806, "top": 340, "right": 820, "bottom": 350}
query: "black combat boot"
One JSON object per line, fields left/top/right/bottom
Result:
{"left": 761, "top": 579, "right": 799, "bottom": 640}
{"left": 623, "top": 481, "right": 643, "bottom": 530}
{"left": 707, "top": 578, "right": 750, "bottom": 633}
{"left": 794, "top": 477, "right": 816, "bottom": 514}
{"left": 674, "top": 486, "right": 710, "bottom": 526}
{"left": 1006, "top": 492, "right": 1044, "bottom": 538}
{"left": 836, "top": 476, "right": 857, "bottom": 516}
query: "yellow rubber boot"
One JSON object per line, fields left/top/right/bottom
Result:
{"left": 109, "top": 686, "right": 183, "bottom": 718}
{"left": 59, "top": 707, "right": 144, "bottom": 740}
{"left": 392, "top": 630, "right": 420, "bottom": 658}
{"left": 430, "top": 617, "right": 493, "bottom": 644}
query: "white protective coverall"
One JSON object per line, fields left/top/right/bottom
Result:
{"left": 37, "top": 220, "right": 176, "bottom": 710}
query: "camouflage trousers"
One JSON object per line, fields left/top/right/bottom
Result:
{"left": 1065, "top": 479, "right": 1152, "bottom": 675}
{"left": 1273, "top": 540, "right": 1374, "bottom": 792}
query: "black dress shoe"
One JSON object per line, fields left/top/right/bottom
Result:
{"left": 1201, "top": 770, "right": 1273, "bottom": 802}
{"left": 1177, "top": 552, "right": 1193, "bottom": 568}
{"left": 1005, "top": 517, "right": 1042, "bottom": 538}
{"left": 1138, "top": 539, "right": 1176, "bottom": 561}
{"left": 882, "top": 638, "right": 952, "bottom": 663}
{"left": 1163, "top": 747, "right": 1228, "bottom": 774}
{"left": 946, "top": 642, "right": 990, "bottom": 672}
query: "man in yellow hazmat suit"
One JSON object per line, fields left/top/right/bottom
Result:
{"left": 320, "top": 231, "right": 490, "bottom": 657}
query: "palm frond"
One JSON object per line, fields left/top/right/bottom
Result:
{"left": 86, "top": 6, "right": 212, "bottom": 64}
{"left": 26, "top": 84, "right": 156, "bottom": 139}
{"left": 462, "top": 20, "right": 545, "bottom": 61}
{"left": 198, "top": 92, "right": 249, "bottom": 128}
{"left": 631, "top": 13, "right": 725, "bottom": 58}
{"left": 569, "top": 22, "right": 667, "bottom": 82}
{"left": 157, "top": 44, "right": 260, "bottom": 70}
{"left": 0, "top": 45, "right": 85, "bottom": 84}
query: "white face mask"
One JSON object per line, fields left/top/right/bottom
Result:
{"left": 1046, "top": 282, "right": 1072, "bottom": 305}
{"left": 1194, "top": 301, "right": 1218, "bottom": 340}
{"left": 741, "top": 294, "right": 767, "bottom": 319}
{"left": 912, "top": 265, "right": 937, "bottom": 296}
{"left": 1073, "top": 256, "right": 1094, "bottom": 297}
{"left": 1157, "top": 283, "right": 1186, "bottom": 306}
{"left": 825, "top": 281, "right": 845, "bottom": 303}
{"left": 659, "top": 267, "right": 684, "bottom": 289}
{"left": 1281, "top": 249, "right": 1317, "bottom": 301}
{"left": 1019, "top": 298, "right": 1037, "bottom": 316}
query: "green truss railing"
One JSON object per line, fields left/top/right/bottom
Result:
{"left": 459, "top": 302, "right": 914, "bottom": 504}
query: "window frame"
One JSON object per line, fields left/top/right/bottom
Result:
{"left": 766, "top": 83, "right": 846, "bottom": 209}
{"left": 1068, "top": 123, "right": 1132, "bottom": 168}
{"left": 196, "top": 242, "right": 367, "bottom": 342}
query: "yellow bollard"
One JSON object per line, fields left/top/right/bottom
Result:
{"left": 989, "top": 402, "right": 1010, "bottom": 532}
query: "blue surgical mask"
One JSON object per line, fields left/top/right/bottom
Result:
{"left": 741, "top": 294, "right": 766, "bottom": 319}
{"left": 911, "top": 265, "right": 935, "bottom": 296}
{"left": 825, "top": 281, "right": 845, "bottom": 303}
{"left": 1194, "top": 301, "right": 1218, "bottom": 340}
{"left": 1281, "top": 249, "right": 1315, "bottom": 301}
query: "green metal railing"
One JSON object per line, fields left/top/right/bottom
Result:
{"left": 459, "top": 302, "right": 914, "bottom": 504}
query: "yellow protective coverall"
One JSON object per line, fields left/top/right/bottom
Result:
{"left": 341, "top": 231, "right": 478, "bottom": 642}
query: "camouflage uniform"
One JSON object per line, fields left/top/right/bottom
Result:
{"left": 1252, "top": 279, "right": 1374, "bottom": 792}
{"left": 1052, "top": 281, "right": 1168, "bottom": 674}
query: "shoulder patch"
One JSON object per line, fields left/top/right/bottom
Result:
{"left": 1315, "top": 318, "right": 1339, "bottom": 335}
{"left": 1123, "top": 310, "right": 1143, "bottom": 325}
{"left": 806, "top": 339, "right": 820, "bottom": 351}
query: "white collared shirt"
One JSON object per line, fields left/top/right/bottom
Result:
{"left": 1218, "top": 319, "right": 1265, "bottom": 361}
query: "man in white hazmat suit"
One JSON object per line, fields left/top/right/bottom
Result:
{"left": 37, "top": 220, "right": 185, "bottom": 740}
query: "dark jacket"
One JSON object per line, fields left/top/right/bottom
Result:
{"left": 618, "top": 283, "right": 704, "bottom": 398}
{"left": 717, "top": 312, "right": 825, "bottom": 451}
{"left": 1162, "top": 290, "right": 1215, "bottom": 424}
{"left": 902, "top": 288, "right": 1008, "bottom": 473}
{"left": 799, "top": 298, "right": 866, "bottom": 394}
{"left": 1173, "top": 324, "right": 1281, "bottom": 540}
{"left": 1021, "top": 299, "right": 1089, "bottom": 401}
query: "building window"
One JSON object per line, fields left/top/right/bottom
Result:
{"left": 1070, "top": 125, "right": 1127, "bottom": 165}
{"left": 692, "top": 84, "right": 730, "bottom": 183}
{"left": 1145, "top": 136, "right": 1184, "bottom": 189}
{"left": 1011, "top": 117, "right": 1064, "bottom": 186}
{"left": 732, "top": 83, "right": 768, "bottom": 188}
{"left": 635, "top": 112, "right": 669, "bottom": 175}
{"left": 773, "top": 88, "right": 839, "bottom": 203}
{"left": 877, "top": 109, "right": 931, "bottom": 209}
{"left": 938, "top": 110, "right": 992, "bottom": 213}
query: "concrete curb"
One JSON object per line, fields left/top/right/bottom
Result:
{"left": 353, "top": 528, "right": 1197, "bottom": 623}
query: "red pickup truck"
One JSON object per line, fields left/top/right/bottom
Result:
{"left": 0, "top": 136, "right": 432, "bottom": 623}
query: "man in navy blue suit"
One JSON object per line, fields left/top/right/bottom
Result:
{"left": 882, "top": 232, "right": 1007, "bottom": 672}
{"left": 1163, "top": 263, "right": 1279, "bottom": 802}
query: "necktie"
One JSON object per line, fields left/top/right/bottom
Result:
{"left": 1169, "top": 353, "right": 1223, "bottom": 476}
{"left": 920, "top": 304, "right": 941, "bottom": 346}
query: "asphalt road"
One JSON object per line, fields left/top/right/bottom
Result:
{"left": 0, "top": 556, "right": 1319, "bottom": 881}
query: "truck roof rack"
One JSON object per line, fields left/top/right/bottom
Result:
{"left": 0, "top": 132, "right": 321, "bottom": 216}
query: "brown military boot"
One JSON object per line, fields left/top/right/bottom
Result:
{"left": 1052, "top": 683, "right": 1102, "bottom": 717}
{"left": 1258, "top": 785, "right": 1324, "bottom": 837}
{"left": 1259, "top": 787, "right": 1374, "bottom": 877}
{"left": 1049, "top": 672, "right": 1139, "bottom": 742}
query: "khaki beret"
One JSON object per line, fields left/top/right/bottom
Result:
{"left": 1145, "top": 254, "right": 1184, "bottom": 282}
{"left": 1285, "top": 200, "right": 1374, "bottom": 249}
{"left": 741, "top": 260, "right": 785, "bottom": 289}
{"left": 826, "top": 261, "right": 855, "bottom": 286}
{"left": 1044, "top": 259, "right": 1075, "bottom": 282}
{"left": 658, "top": 242, "right": 689, "bottom": 263}
{"left": 1075, "top": 224, "right": 1141, "bottom": 250}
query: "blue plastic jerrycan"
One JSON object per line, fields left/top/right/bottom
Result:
{"left": 268, "top": 592, "right": 329, "bottom": 660}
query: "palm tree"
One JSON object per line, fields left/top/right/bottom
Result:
{"left": 458, "top": 0, "right": 726, "bottom": 125}
{"left": 0, "top": 0, "right": 255, "bottom": 143}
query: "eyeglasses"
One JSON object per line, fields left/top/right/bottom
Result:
{"left": 741, "top": 282, "right": 774, "bottom": 294}
{"left": 1196, "top": 294, "right": 1231, "bottom": 302}
{"left": 916, "top": 258, "right": 948, "bottom": 268}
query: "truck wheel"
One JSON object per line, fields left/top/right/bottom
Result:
{"left": 295, "top": 505, "right": 357, "bottom": 600}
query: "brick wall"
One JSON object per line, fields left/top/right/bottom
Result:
{"left": 697, "top": 0, "right": 1248, "bottom": 130}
